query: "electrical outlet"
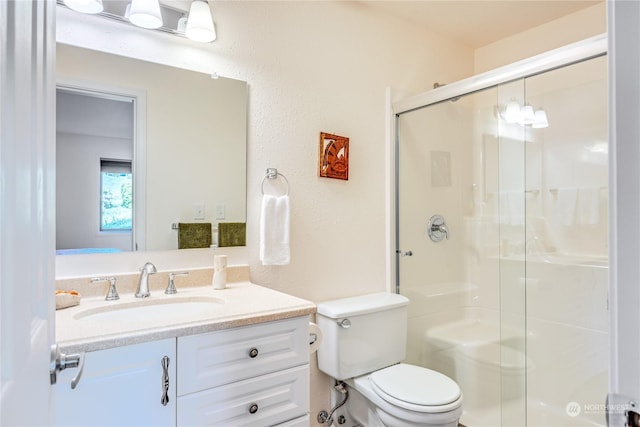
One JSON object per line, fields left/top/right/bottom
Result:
{"left": 215, "top": 203, "right": 225, "bottom": 220}
{"left": 194, "top": 204, "right": 205, "bottom": 220}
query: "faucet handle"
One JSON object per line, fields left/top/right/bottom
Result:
{"left": 91, "top": 277, "right": 119, "bottom": 301}
{"left": 165, "top": 271, "right": 189, "bottom": 295}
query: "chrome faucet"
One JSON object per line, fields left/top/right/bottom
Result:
{"left": 135, "top": 262, "right": 157, "bottom": 298}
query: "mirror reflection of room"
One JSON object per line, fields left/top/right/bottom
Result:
{"left": 56, "top": 45, "right": 248, "bottom": 254}
{"left": 56, "top": 89, "right": 135, "bottom": 254}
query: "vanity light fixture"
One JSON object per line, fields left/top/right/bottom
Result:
{"left": 63, "top": 0, "right": 103, "bottom": 14}
{"left": 57, "top": 0, "right": 217, "bottom": 43}
{"left": 129, "top": 0, "right": 163, "bottom": 29}
{"left": 185, "top": 0, "right": 216, "bottom": 43}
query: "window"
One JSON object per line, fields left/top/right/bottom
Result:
{"left": 100, "top": 159, "right": 132, "bottom": 231}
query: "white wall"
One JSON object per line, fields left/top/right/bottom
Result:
{"left": 57, "top": 132, "right": 133, "bottom": 251}
{"left": 56, "top": 2, "right": 474, "bottom": 422}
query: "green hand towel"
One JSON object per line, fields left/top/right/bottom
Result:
{"left": 218, "top": 222, "right": 246, "bottom": 247}
{"left": 178, "top": 223, "right": 212, "bottom": 249}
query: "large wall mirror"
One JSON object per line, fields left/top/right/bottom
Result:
{"left": 56, "top": 44, "right": 247, "bottom": 253}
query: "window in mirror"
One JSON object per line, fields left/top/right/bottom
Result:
{"left": 100, "top": 159, "right": 133, "bottom": 232}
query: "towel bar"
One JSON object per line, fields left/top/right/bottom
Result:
{"left": 261, "top": 168, "right": 290, "bottom": 196}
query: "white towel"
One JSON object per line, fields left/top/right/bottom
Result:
{"left": 499, "top": 191, "right": 525, "bottom": 225}
{"left": 555, "top": 188, "right": 577, "bottom": 226}
{"left": 260, "top": 194, "right": 290, "bottom": 265}
{"left": 577, "top": 187, "right": 600, "bottom": 225}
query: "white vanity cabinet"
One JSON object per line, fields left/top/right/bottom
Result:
{"left": 176, "top": 316, "right": 310, "bottom": 426}
{"left": 55, "top": 338, "right": 176, "bottom": 426}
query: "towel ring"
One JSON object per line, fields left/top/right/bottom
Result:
{"left": 261, "top": 168, "right": 289, "bottom": 196}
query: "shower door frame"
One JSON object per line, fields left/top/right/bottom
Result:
{"left": 387, "top": 33, "right": 607, "bottom": 293}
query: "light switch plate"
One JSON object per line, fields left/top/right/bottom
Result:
{"left": 194, "top": 204, "right": 205, "bottom": 220}
{"left": 215, "top": 203, "right": 225, "bottom": 220}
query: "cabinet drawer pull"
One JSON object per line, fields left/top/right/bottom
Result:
{"left": 248, "top": 403, "right": 259, "bottom": 414}
{"left": 248, "top": 347, "right": 259, "bottom": 358}
{"left": 160, "top": 356, "right": 170, "bottom": 406}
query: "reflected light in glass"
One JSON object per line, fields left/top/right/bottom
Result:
{"left": 186, "top": 0, "right": 217, "bottom": 43}
{"left": 521, "top": 105, "right": 535, "bottom": 125}
{"left": 504, "top": 101, "right": 521, "bottom": 123}
{"left": 532, "top": 110, "right": 549, "bottom": 129}
{"left": 129, "top": 0, "right": 163, "bottom": 29}
{"left": 63, "top": 0, "right": 103, "bottom": 14}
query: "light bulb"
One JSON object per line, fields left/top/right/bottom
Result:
{"left": 521, "top": 105, "right": 535, "bottom": 126}
{"left": 532, "top": 110, "right": 549, "bottom": 128}
{"left": 63, "top": 0, "right": 104, "bottom": 14}
{"left": 503, "top": 101, "right": 521, "bottom": 124}
{"left": 129, "top": 0, "right": 163, "bottom": 29}
{"left": 186, "top": 0, "right": 216, "bottom": 43}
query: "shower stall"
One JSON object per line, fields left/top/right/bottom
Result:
{"left": 394, "top": 35, "right": 608, "bottom": 426}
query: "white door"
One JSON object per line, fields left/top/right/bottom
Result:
{"left": 608, "top": 1, "right": 640, "bottom": 426}
{"left": 0, "top": 1, "right": 57, "bottom": 425}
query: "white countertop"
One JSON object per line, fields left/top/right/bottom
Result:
{"left": 56, "top": 281, "right": 316, "bottom": 353}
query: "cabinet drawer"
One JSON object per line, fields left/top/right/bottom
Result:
{"left": 177, "top": 364, "right": 309, "bottom": 427}
{"left": 177, "top": 316, "right": 308, "bottom": 395}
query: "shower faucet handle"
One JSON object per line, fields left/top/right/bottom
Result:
{"left": 428, "top": 214, "right": 449, "bottom": 242}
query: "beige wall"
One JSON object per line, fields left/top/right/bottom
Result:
{"left": 474, "top": 2, "right": 606, "bottom": 74}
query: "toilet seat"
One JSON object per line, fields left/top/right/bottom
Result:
{"left": 369, "top": 363, "right": 462, "bottom": 413}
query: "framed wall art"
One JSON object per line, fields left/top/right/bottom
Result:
{"left": 318, "top": 132, "right": 349, "bottom": 180}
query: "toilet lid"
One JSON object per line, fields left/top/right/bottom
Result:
{"left": 370, "top": 363, "right": 461, "bottom": 408}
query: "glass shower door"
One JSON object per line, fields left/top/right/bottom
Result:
{"left": 396, "top": 83, "right": 527, "bottom": 427}
{"left": 522, "top": 55, "right": 609, "bottom": 427}
{"left": 395, "top": 53, "right": 608, "bottom": 427}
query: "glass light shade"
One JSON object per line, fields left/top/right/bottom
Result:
{"left": 186, "top": 0, "right": 216, "bottom": 43}
{"left": 503, "top": 101, "right": 521, "bottom": 124}
{"left": 63, "top": 0, "right": 103, "bottom": 14}
{"left": 532, "top": 109, "right": 549, "bottom": 128}
{"left": 177, "top": 16, "right": 188, "bottom": 34}
{"left": 521, "top": 105, "right": 535, "bottom": 125}
{"left": 129, "top": 0, "right": 163, "bottom": 29}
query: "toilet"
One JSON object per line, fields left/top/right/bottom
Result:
{"left": 316, "top": 292, "right": 463, "bottom": 427}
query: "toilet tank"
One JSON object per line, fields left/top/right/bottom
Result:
{"left": 316, "top": 292, "right": 409, "bottom": 380}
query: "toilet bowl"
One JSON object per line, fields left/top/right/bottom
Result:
{"left": 347, "top": 363, "right": 463, "bottom": 427}
{"left": 316, "top": 292, "right": 463, "bottom": 427}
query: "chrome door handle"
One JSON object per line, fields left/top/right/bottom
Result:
{"left": 50, "top": 344, "right": 85, "bottom": 389}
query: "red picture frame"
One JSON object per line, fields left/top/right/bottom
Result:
{"left": 318, "top": 132, "right": 349, "bottom": 180}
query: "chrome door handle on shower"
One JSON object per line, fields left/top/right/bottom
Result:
{"left": 428, "top": 214, "right": 449, "bottom": 242}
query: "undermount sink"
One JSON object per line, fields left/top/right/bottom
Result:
{"left": 73, "top": 296, "right": 225, "bottom": 323}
